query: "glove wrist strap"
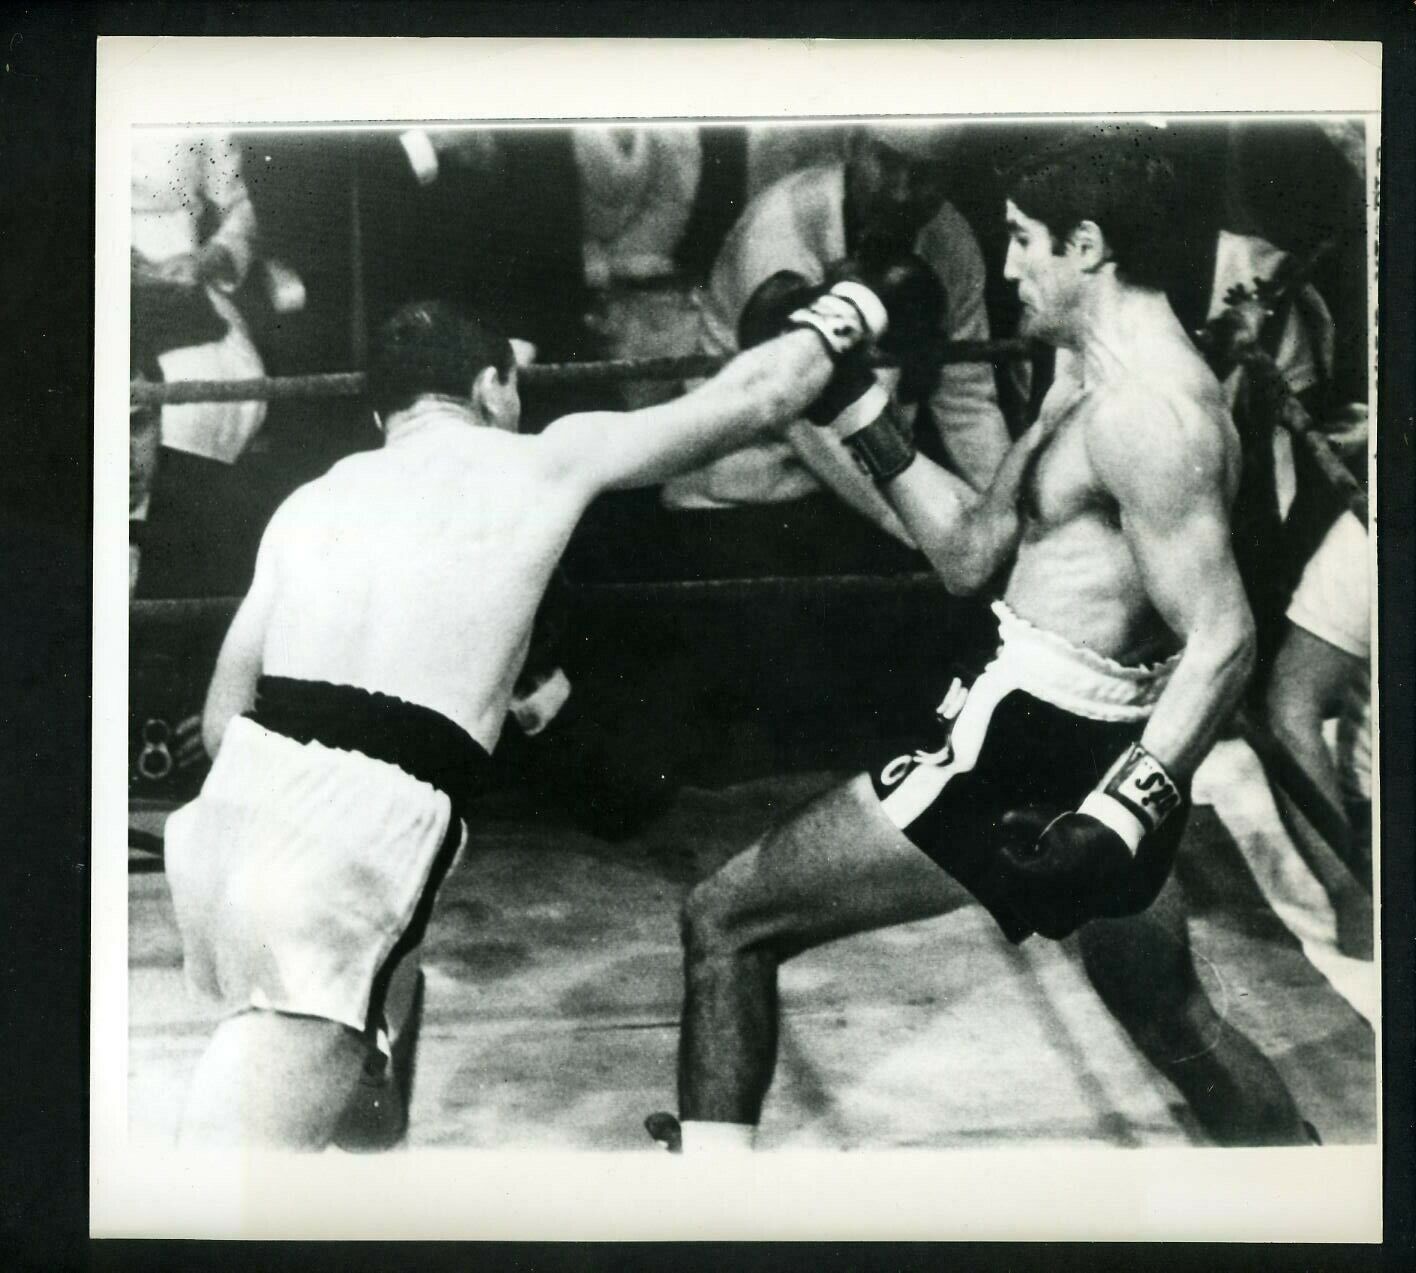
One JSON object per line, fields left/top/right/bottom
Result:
{"left": 1082, "top": 743, "right": 1184, "bottom": 854}
{"left": 828, "top": 380, "right": 891, "bottom": 441}
{"left": 843, "top": 407, "right": 917, "bottom": 484}
{"left": 1077, "top": 791, "right": 1147, "bottom": 855}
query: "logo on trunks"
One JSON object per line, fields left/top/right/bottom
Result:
{"left": 879, "top": 680, "right": 970, "bottom": 789}
{"left": 880, "top": 754, "right": 916, "bottom": 787}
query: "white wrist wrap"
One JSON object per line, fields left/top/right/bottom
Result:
{"left": 1080, "top": 744, "right": 1184, "bottom": 855}
{"left": 787, "top": 283, "right": 889, "bottom": 359}
{"left": 828, "top": 281, "right": 889, "bottom": 339}
{"left": 1077, "top": 791, "right": 1148, "bottom": 855}
{"left": 828, "top": 379, "right": 892, "bottom": 441}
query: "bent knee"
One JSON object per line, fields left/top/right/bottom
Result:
{"left": 680, "top": 875, "right": 740, "bottom": 959}
{"left": 680, "top": 857, "right": 787, "bottom": 962}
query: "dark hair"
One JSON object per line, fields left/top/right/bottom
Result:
{"left": 1004, "top": 125, "right": 1183, "bottom": 291}
{"left": 367, "top": 300, "right": 514, "bottom": 419}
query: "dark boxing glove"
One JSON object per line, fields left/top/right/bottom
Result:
{"left": 736, "top": 270, "right": 913, "bottom": 480}
{"left": 1000, "top": 743, "right": 1187, "bottom": 940}
{"left": 736, "top": 271, "right": 821, "bottom": 352}
{"left": 780, "top": 277, "right": 922, "bottom": 482}
{"left": 827, "top": 247, "right": 946, "bottom": 403}
{"left": 737, "top": 271, "right": 881, "bottom": 425}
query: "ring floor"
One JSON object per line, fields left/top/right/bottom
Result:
{"left": 127, "top": 740, "right": 1377, "bottom": 1151}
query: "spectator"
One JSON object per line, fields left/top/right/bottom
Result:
{"left": 354, "top": 126, "right": 596, "bottom": 429}
{"left": 1262, "top": 504, "right": 1373, "bottom": 960}
{"left": 644, "top": 123, "right": 1009, "bottom": 580}
{"left": 130, "top": 132, "right": 274, "bottom": 598}
{"left": 574, "top": 126, "right": 704, "bottom": 409}
{"left": 130, "top": 131, "right": 267, "bottom": 465}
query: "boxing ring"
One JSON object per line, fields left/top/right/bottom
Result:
{"left": 125, "top": 288, "right": 1378, "bottom": 1151}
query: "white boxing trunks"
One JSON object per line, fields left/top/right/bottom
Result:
{"left": 869, "top": 602, "right": 1182, "bottom": 943}
{"left": 164, "top": 677, "right": 486, "bottom": 1037}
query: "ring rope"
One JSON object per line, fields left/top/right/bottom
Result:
{"left": 129, "top": 572, "right": 946, "bottom": 627}
{"left": 128, "top": 340, "right": 1036, "bottom": 407}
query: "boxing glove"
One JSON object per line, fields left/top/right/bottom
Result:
{"left": 827, "top": 248, "right": 945, "bottom": 356}
{"left": 785, "top": 279, "right": 889, "bottom": 361}
{"left": 1000, "top": 743, "right": 1187, "bottom": 940}
{"left": 737, "top": 271, "right": 881, "bottom": 423}
{"left": 829, "top": 248, "right": 947, "bottom": 404}
{"left": 736, "top": 271, "right": 821, "bottom": 351}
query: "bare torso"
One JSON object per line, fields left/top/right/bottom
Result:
{"left": 259, "top": 409, "right": 583, "bottom": 752}
{"left": 1003, "top": 331, "right": 1240, "bottom": 664}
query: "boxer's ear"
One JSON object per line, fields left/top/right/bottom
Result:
{"left": 473, "top": 364, "right": 519, "bottom": 432}
{"left": 1071, "top": 220, "right": 1110, "bottom": 273}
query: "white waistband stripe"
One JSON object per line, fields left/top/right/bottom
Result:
{"left": 989, "top": 602, "right": 1176, "bottom": 723}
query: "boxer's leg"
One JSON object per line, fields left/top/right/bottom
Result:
{"left": 678, "top": 773, "right": 975, "bottom": 1126}
{"left": 178, "top": 1010, "right": 367, "bottom": 1150}
{"left": 1075, "top": 875, "right": 1310, "bottom": 1146}
{"left": 332, "top": 952, "right": 427, "bottom": 1153}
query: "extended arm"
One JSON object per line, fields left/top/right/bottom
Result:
{"left": 880, "top": 405, "right": 1056, "bottom": 593}
{"left": 783, "top": 417, "right": 915, "bottom": 543}
{"left": 1089, "top": 390, "right": 1255, "bottom": 782}
{"left": 540, "top": 327, "right": 842, "bottom": 497}
{"left": 197, "top": 133, "right": 258, "bottom": 292}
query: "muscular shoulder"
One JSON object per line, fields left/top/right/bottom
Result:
{"left": 1084, "top": 375, "right": 1236, "bottom": 511}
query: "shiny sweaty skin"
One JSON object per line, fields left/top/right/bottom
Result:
{"left": 253, "top": 415, "right": 585, "bottom": 754}
{"left": 887, "top": 200, "right": 1251, "bottom": 782}
{"left": 665, "top": 185, "right": 1307, "bottom": 1152}
{"left": 1006, "top": 342, "right": 1241, "bottom": 667}
{"left": 200, "top": 324, "right": 851, "bottom": 765}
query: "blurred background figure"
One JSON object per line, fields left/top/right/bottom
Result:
{"left": 666, "top": 122, "right": 1008, "bottom": 531}
{"left": 592, "top": 122, "right": 1009, "bottom": 586}
{"left": 354, "top": 126, "right": 596, "bottom": 432}
{"left": 129, "top": 131, "right": 273, "bottom": 599}
{"left": 130, "top": 130, "right": 268, "bottom": 465}
{"left": 1262, "top": 501, "right": 1373, "bottom": 960}
{"left": 742, "top": 123, "right": 848, "bottom": 202}
{"left": 574, "top": 125, "right": 703, "bottom": 410}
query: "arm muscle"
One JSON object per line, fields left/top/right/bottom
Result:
{"left": 538, "top": 329, "right": 835, "bottom": 496}
{"left": 1088, "top": 388, "right": 1253, "bottom": 779}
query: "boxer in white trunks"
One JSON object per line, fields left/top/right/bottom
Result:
{"left": 164, "top": 281, "right": 911, "bottom": 1149}
{"left": 650, "top": 127, "right": 1314, "bottom": 1154}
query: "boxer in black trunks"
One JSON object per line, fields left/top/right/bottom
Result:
{"left": 650, "top": 127, "right": 1312, "bottom": 1155}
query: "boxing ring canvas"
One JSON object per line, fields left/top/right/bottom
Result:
{"left": 95, "top": 37, "right": 1384, "bottom": 1242}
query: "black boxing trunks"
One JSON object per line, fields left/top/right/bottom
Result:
{"left": 868, "top": 603, "right": 1181, "bottom": 944}
{"left": 164, "top": 677, "right": 488, "bottom": 1040}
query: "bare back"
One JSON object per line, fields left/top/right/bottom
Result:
{"left": 1004, "top": 321, "right": 1241, "bottom": 665}
{"left": 260, "top": 417, "right": 584, "bottom": 752}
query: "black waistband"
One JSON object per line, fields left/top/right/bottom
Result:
{"left": 245, "top": 676, "right": 488, "bottom": 822}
